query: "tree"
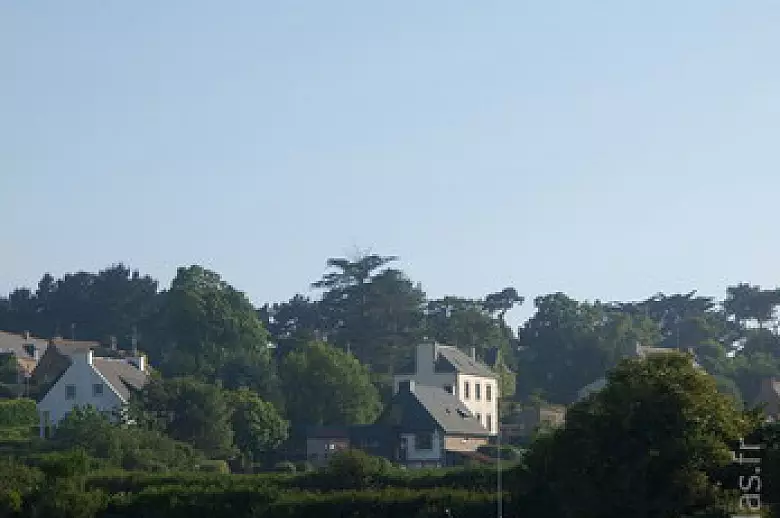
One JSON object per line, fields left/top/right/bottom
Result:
{"left": 483, "top": 287, "right": 524, "bottom": 321}
{"left": 54, "top": 405, "right": 200, "bottom": 471}
{"left": 0, "top": 265, "right": 159, "bottom": 345}
{"left": 522, "top": 353, "right": 757, "bottom": 518}
{"left": 312, "top": 254, "right": 426, "bottom": 373}
{"left": 516, "top": 293, "right": 659, "bottom": 404}
{"left": 136, "top": 377, "right": 235, "bottom": 459}
{"left": 227, "top": 388, "right": 289, "bottom": 467}
{"left": 279, "top": 341, "right": 381, "bottom": 427}
{"left": 725, "top": 283, "right": 780, "bottom": 331}
{"left": 425, "top": 296, "right": 512, "bottom": 360}
{"left": 259, "top": 294, "right": 323, "bottom": 355}
{"left": 151, "top": 266, "right": 278, "bottom": 400}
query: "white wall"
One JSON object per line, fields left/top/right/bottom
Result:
{"left": 37, "top": 352, "right": 124, "bottom": 433}
{"left": 457, "top": 374, "right": 499, "bottom": 435}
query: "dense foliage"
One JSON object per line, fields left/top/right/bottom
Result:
{"left": 4, "top": 256, "right": 780, "bottom": 516}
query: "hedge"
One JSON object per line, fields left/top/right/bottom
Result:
{"left": 0, "top": 399, "right": 38, "bottom": 427}
{"left": 102, "top": 487, "right": 506, "bottom": 518}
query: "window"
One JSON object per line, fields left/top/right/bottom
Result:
{"left": 486, "top": 413, "right": 493, "bottom": 432}
{"left": 475, "top": 383, "right": 481, "bottom": 401}
{"left": 486, "top": 384, "right": 493, "bottom": 402}
{"left": 463, "top": 381, "right": 470, "bottom": 399}
{"left": 443, "top": 384, "right": 453, "bottom": 394}
{"left": 65, "top": 385, "right": 76, "bottom": 400}
{"left": 92, "top": 383, "right": 104, "bottom": 397}
{"left": 415, "top": 432, "right": 433, "bottom": 450}
{"left": 476, "top": 413, "right": 482, "bottom": 425}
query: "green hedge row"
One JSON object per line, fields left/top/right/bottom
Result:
{"left": 85, "top": 464, "right": 522, "bottom": 494}
{"left": 0, "top": 399, "right": 38, "bottom": 427}
{"left": 104, "top": 487, "right": 505, "bottom": 518}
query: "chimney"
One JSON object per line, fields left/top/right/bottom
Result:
{"left": 83, "top": 349, "right": 94, "bottom": 366}
{"left": 128, "top": 354, "right": 146, "bottom": 372}
{"left": 24, "top": 331, "right": 30, "bottom": 341}
{"left": 399, "top": 380, "right": 415, "bottom": 393}
{"left": 470, "top": 347, "right": 476, "bottom": 361}
{"left": 416, "top": 342, "right": 436, "bottom": 374}
{"left": 110, "top": 336, "right": 117, "bottom": 351}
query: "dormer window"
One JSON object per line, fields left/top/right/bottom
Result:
{"left": 443, "top": 384, "right": 453, "bottom": 394}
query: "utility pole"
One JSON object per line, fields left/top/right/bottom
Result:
{"left": 497, "top": 424, "right": 503, "bottom": 518}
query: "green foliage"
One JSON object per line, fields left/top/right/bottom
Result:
{"left": 476, "top": 444, "right": 524, "bottom": 461}
{"left": 0, "top": 265, "right": 158, "bottom": 345}
{"left": 136, "top": 377, "right": 236, "bottom": 459}
{"left": 311, "top": 254, "right": 427, "bottom": 373}
{"left": 517, "top": 293, "right": 662, "bottom": 403}
{"left": 0, "top": 398, "right": 38, "bottom": 426}
{"left": 152, "top": 265, "right": 279, "bottom": 401}
{"left": 522, "top": 353, "right": 757, "bottom": 518}
{"left": 54, "top": 405, "right": 202, "bottom": 471}
{"left": 196, "top": 460, "right": 230, "bottom": 474}
{"left": 0, "top": 457, "right": 43, "bottom": 518}
{"left": 273, "top": 460, "right": 297, "bottom": 473}
{"left": 227, "top": 387, "right": 289, "bottom": 463}
{"left": 280, "top": 341, "right": 381, "bottom": 426}
{"left": 324, "top": 449, "right": 392, "bottom": 490}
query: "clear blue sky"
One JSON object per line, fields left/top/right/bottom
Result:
{"left": 2, "top": 1, "right": 779, "bottom": 328}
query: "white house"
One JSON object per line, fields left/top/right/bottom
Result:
{"left": 393, "top": 342, "right": 499, "bottom": 436}
{"left": 37, "top": 348, "right": 148, "bottom": 436}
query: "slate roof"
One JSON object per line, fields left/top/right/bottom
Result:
{"left": 92, "top": 358, "right": 148, "bottom": 401}
{"left": 380, "top": 382, "right": 490, "bottom": 436}
{"left": 436, "top": 346, "right": 495, "bottom": 378}
{"left": 0, "top": 330, "right": 49, "bottom": 359}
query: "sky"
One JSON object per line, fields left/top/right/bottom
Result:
{"left": 1, "top": 1, "right": 779, "bottom": 328}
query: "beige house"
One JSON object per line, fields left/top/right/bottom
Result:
{"left": 393, "top": 342, "right": 499, "bottom": 436}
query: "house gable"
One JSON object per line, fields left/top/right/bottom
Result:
{"left": 38, "top": 355, "right": 125, "bottom": 426}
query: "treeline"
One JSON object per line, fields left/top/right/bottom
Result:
{"left": 3, "top": 256, "right": 780, "bottom": 408}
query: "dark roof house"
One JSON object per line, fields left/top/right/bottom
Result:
{"left": 396, "top": 343, "right": 495, "bottom": 378}
{"left": 378, "top": 380, "right": 490, "bottom": 437}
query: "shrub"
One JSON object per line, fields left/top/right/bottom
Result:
{"left": 197, "top": 460, "right": 231, "bottom": 474}
{"left": 324, "top": 449, "right": 392, "bottom": 490}
{"left": 0, "top": 399, "right": 37, "bottom": 427}
{"left": 273, "top": 460, "right": 296, "bottom": 473}
{"left": 294, "top": 460, "right": 313, "bottom": 473}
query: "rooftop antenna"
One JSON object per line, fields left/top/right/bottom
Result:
{"left": 131, "top": 326, "right": 138, "bottom": 355}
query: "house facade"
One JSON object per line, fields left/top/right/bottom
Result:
{"left": 377, "top": 380, "right": 491, "bottom": 468}
{"left": 36, "top": 347, "right": 148, "bottom": 436}
{"left": 393, "top": 342, "right": 500, "bottom": 435}
{"left": 306, "top": 380, "right": 491, "bottom": 469}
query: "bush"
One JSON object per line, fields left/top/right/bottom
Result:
{"left": 324, "top": 449, "right": 392, "bottom": 490}
{"left": 294, "top": 460, "right": 313, "bottom": 473}
{"left": 477, "top": 444, "right": 525, "bottom": 461}
{"left": 0, "top": 399, "right": 37, "bottom": 427}
{"left": 196, "top": 460, "right": 230, "bottom": 474}
{"left": 273, "top": 460, "right": 296, "bottom": 473}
